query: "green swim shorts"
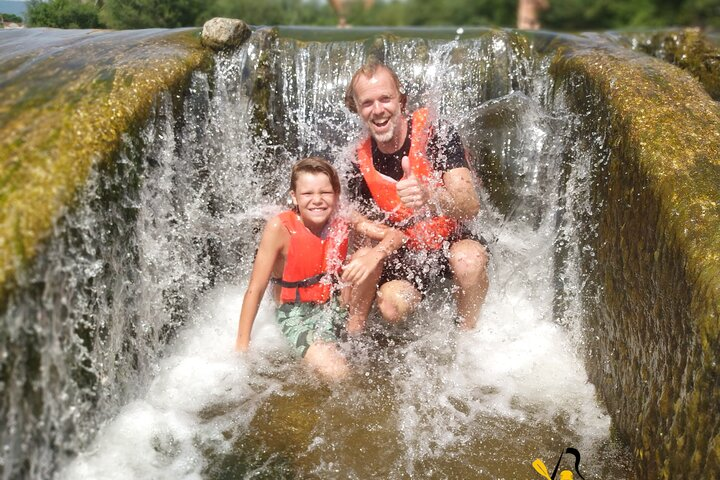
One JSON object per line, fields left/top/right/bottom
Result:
{"left": 275, "top": 297, "right": 348, "bottom": 358}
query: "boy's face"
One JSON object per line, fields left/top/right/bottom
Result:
{"left": 291, "top": 172, "right": 338, "bottom": 234}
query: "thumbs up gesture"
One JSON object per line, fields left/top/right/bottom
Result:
{"left": 396, "top": 156, "right": 430, "bottom": 210}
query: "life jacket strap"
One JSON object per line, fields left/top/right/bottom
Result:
{"left": 272, "top": 273, "right": 326, "bottom": 304}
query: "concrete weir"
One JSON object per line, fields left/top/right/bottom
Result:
{"left": 0, "top": 28, "right": 212, "bottom": 308}
{"left": 0, "top": 20, "right": 719, "bottom": 477}
{"left": 549, "top": 35, "right": 720, "bottom": 477}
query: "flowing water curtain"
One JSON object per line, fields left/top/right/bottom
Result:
{"left": 0, "top": 32, "right": 271, "bottom": 479}
{"left": 189, "top": 30, "right": 629, "bottom": 478}
{"left": 0, "top": 95, "right": 184, "bottom": 479}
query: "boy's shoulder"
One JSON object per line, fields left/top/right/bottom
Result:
{"left": 264, "top": 211, "right": 294, "bottom": 238}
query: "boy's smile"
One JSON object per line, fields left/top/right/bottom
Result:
{"left": 291, "top": 172, "right": 338, "bottom": 236}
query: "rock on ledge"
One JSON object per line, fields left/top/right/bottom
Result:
{"left": 201, "top": 17, "right": 251, "bottom": 51}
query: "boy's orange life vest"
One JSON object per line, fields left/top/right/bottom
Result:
{"left": 356, "top": 108, "right": 458, "bottom": 250}
{"left": 276, "top": 210, "right": 349, "bottom": 304}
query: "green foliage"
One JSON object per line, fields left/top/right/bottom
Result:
{"left": 403, "top": 0, "right": 515, "bottom": 27}
{"left": 543, "top": 0, "right": 720, "bottom": 30}
{"left": 677, "top": 0, "right": 720, "bottom": 28}
{"left": 16, "top": 0, "right": 720, "bottom": 30}
{"left": 100, "top": 0, "right": 205, "bottom": 28}
{"left": 201, "top": 0, "right": 337, "bottom": 27}
{"left": 323, "top": 0, "right": 719, "bottom": 30}
{"left": 0, "top": 13, "right": 24, "bottom": 24}
{"left": 26, "top": 0, "right": 104, "bottom": 28}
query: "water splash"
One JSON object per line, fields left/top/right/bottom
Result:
{"left": 2, "top": 30, "right": 633, "bottom": 479}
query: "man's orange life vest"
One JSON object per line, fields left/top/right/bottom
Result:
{"left": 356, "top": 108, "right": 458, "bottom": 250}
{"left": 275, "top": 210, "right": 349, "bottom": 304}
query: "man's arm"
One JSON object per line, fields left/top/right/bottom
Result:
{"left": 430, "top": 167, "right": 481, "bottom": 221}
{"left": 396, "top": 163, "right": 480, "bottom": 221}
{"left": 342, "top": 213, "right": 406, "bottom": 286}
{"left": 396, "top": 121, "right": 481, "bottom": 221}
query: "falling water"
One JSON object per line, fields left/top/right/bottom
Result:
{"left": 1, "top": 29, "right": 634, "bottom": 478}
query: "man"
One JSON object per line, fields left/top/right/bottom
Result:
{"left": 340, "top": 59, "right": 489, "bottom": 332}
{"left": 517, "top": 0, "right": 550, "bottom": 30}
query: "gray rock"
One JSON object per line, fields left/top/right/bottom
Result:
{"left": 201, "top": 18, "right": 251, "bottom": 51}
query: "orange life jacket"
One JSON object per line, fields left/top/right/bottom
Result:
{"left": 276, "top": 210, "right": 349, "bottom": 304}
{"left": 356, "top": 108, "right": 458, "bottom": 250}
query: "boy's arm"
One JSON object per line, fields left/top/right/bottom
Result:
{"left": 236, "top": 218, "right": 286, "bottom": 352}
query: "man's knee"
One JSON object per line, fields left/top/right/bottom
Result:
{"left": 449, "top": 240, "right": 489, "bottom": 284}
{"left": 377, "top": 280, "right": 421, "bottom": 323}
{"left": 304, "top": 342, "right": 348, "bottom": 380}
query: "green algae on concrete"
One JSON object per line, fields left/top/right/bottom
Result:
{"left": 641, "top": 28, "right": 720, "bottom": 101}
{"left": 0, "top": 28, "right": 213, "bottom": 308}
{"left": 550, "top": 36, "right": 720, "bottom": 478}
{"left": 613, "top": 28, "right": 720, "bottom": 101}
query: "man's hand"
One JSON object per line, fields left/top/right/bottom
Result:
{"left": 396, "top": 156, "right": 430, "bottom": 210}
{"left": 342, "top": 250, "right": 383, "bottom": 286}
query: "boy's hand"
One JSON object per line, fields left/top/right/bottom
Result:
{"left": 235, "top": 337, "right": 249, "bottom": 352}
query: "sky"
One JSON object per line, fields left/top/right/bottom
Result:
{"left": 0, "top": 1, "right": 27, "bottom": 19}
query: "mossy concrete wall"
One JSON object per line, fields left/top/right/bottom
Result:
{"left": 610, "top": 28, "right": 720, "bottom": 101}
{"left": 634, "top": 28, "right": 720, "bottom": 101}
{"left": 0, "top": 28, "right": 212, "bottom": 309}
{"left": 550, "top": 38, "right": 720, "bottom": 477}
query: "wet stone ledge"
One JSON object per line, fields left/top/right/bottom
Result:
{"left": 550, "top": 37, "right": 720, "bottom": 478}
{"left": 618, "top": 28, "right": 720, "bottom": 101}
{"left": 0, "top": 28, "right": 214, "bottom": 308}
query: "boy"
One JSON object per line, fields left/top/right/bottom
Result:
{"left": 235, "top": 157, "right": 405, "bottom": 380}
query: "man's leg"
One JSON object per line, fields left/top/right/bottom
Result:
{"left": 344, "top": 247, "right": 383, "bottom": 334}
{"left": 304, "top": 342, "right": 348, "bottom": 380}
{"left": 376, "top": 279, "right": 422, "bottom": 324}
{"left": 449, "top": 239, "right": 489, "bottom": 329}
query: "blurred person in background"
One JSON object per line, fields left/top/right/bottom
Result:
{"left": 517, "top": 0, "right": 549, "bottom": 29}
{"left": 328, "top": 0, "right": 374, "bottom": 27}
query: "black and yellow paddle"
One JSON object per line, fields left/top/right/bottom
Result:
{"left": 532, "top": 447, "right": 585, "bottom": 480}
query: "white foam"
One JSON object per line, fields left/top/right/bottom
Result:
{"left": 59, "top": 285, "right": 287, "bottom": 479}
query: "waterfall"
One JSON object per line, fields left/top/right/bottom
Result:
{"left": 1, "top": 29, "right": 634, "bottom": 478}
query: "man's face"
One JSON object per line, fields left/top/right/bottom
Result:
{"left": 352, "top": 67, "right": 405, "bottom": 148}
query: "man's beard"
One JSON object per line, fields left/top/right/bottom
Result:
{"left": 373, "top": 126, "right": 395, "bottom": 143}
{"left": 370, "top": 117, "right": 396, "bottom": 144}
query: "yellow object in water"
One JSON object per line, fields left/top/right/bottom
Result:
{"left": 532, "top": 459, "right": 552, "bottom": 480}
{"left": 559, "top": 470, "right": 574, "bottom": 480}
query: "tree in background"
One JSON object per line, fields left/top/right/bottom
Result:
{"left": 20, "top": 0, "right": 720, "bottom": 30}
{"left": 201, "top": 0, "right": 336, "bottom": 27}
{"left": 26, "top": 0, "right": 104, "bottom": 28}
{"left": 0, "top": 13, "right": 24, "bottom": 24}
{"left": 100, "top": 0, "right": 204, "bottom": 28}
{"left": 543, "top": 0, "right": 720, "bottom": 30}
{"left": 677, "top": 0, "right": 720, "bottom": 28}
